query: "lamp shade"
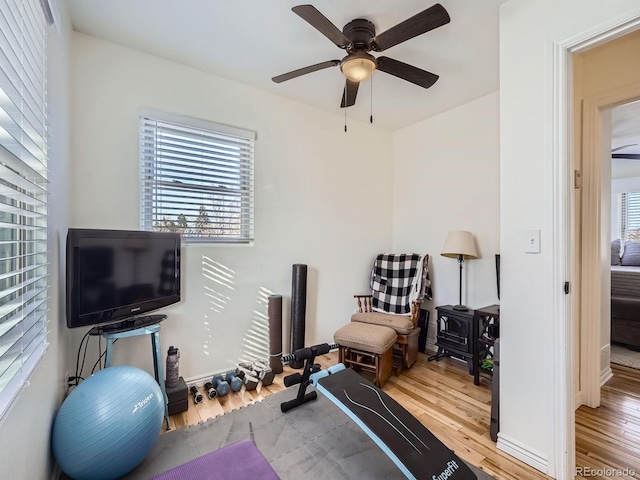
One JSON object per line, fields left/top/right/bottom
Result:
{"left": 441, "top": 230, "right": 478, "bottom": 259}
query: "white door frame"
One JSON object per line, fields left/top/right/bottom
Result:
{"left": 580, "top": 84, "right": 640, "bottom": 410}
{"left": 550, "top": 13, "right": 640, "bottom": 480}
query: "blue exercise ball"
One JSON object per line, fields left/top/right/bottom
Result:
{"left": 52, "top": 365, "right": 165, "bottom": 480}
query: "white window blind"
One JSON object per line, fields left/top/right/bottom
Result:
{"left": 620, "top": 192, "right": 640, "bottom": 242}
{"left": 140, "top": 110, "right": 255, "bottom": 244}
{"left": 0, "top": 0, "right": 49, "bottom": 420}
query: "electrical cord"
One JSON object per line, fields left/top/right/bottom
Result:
{"left": 69, "top": 329, "right": 91, "bottom": 388}
{"left": 90, "top": 337, "right": 117, "bottom": 375}
{"left": 70, "top": 331, "right": 118, "bottom": 388}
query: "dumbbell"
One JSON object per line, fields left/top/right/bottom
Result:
{"left": 203, "top": 381, "right": 217, "bottom": 399}
{"left": 252, "top": 360, "right": 274, "bottom": 387}
{"left": 225, "top": 371, "right": 243, "bottom": 392}
{"left": 212, "top": 374, "right": 230, "bottom": 397}
{"left": 236, "top": 366, "right": 259, "bottom": 391}
{"left": 245, "top": 360, "right": 274, "bottom": 386}
{"left": 189, "top": 385, "right": 203, "bottom": 404}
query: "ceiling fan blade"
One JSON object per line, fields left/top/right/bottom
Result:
{"left": 272, "top": 60, "right": 340, "bottom": 83}
{"left": 371, "top": 3, "right": 450, "bottom": 52}
{"left": 376, "top": 56, "right": 439, "bottom": 89}
{"left": 292, "top": 5, "right": 351, "bottom": 49}
{"left": 612, "top": 144, "right": 638, "bottom": 152}
{"left": 612, "top": 153, "right": 640, "bottom": 160}
{"left": 340, "top": 79, "right": 359, "bottom": 108}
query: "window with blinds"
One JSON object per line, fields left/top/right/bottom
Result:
{"left": 0, "top": 0, "right": 49, "bottom": 420}
{"left": 140, "top": 110, "right": 255, "bottom": 244}
{"left": 620, "top": 192, "right": 640, "bottom": 242}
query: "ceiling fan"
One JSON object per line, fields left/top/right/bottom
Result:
{"left": 612, "top": 144, "right": 640, "bottom": 160}
{"left": 272, "top": 3, "right": 450, "bottom": 108}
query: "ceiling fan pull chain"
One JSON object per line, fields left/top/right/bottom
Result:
{"left": 370, "top": 76, "right": 373, "bottom": 124}
{"left": 344, "top": 105, "right": 348, "bottom": 132}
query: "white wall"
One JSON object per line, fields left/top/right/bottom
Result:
{"left": 612, "top": 161, "right": 640, "bottom": 180}
{"left": 70, "top": 33, "right": 393, "bottom": 381}
{"left": 0, "top": 2, "right": 72, "bottom": 479}
{"left": 392, "top": 92, "right": 501, "bottom": 347}
{"left": 500, "top": 0, "right": 640, "bottom": 476}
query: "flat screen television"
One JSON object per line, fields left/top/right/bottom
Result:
{"left": 66, "top": 228, "right": 181, "bottom": 330}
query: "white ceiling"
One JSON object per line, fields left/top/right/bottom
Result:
{"left": 66, "top": 0, "right": 506, "bottom": 131}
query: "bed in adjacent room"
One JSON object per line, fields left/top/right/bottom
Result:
{"left": 611, "top": 240, "right": 640, "bottom": 350}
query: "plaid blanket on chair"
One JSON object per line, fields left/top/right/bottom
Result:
{"left": 370, "top": 253, "right": 432, "bottom": 315}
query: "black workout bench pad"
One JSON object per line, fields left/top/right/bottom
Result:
{"left": 316, "top": 368, "right": 476, "bottom": 480}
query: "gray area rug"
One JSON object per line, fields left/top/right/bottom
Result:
{"left": 611, "top": 342, "right": 640, "bottom": 369}
{"left": 122, "top": 387, "right": 495, "bottom": 480}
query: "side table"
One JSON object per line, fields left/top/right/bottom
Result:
{"left": 472, "top": 304, "right": 500, "bottom": 386}
{"left": 91, "top": 322, "right": 171, "bottom": 430}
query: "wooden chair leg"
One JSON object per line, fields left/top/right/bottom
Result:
{"left": 396, "top": 328, "right": 420, "bottom": 371}
{"left": 376, "top": 348, "right": 393, "bottom": 387}
{"left": 338, "top": 345, "right": 393, "bottom": 388}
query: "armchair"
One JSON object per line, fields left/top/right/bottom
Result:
{"left": 351, "top": 253, "right": 431, "bottom": 374}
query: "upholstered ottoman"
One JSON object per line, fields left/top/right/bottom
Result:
{"left": 334, "top": 322, "right": 397, "bottom": 387}
{"left": 351, "top": 311, "right": 420, "bottom": 373}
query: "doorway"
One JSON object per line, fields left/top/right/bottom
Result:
{"left": 575, "top": 29, "right": 640, "bottom": 411}
{"left": 574, "top": 30, "right": 640, "bottom": 478}
{"left": 610, "top": 101, "right": 640, "bottom": 369}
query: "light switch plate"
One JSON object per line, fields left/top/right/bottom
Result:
{"left": 525, "top": 229, "right": 541, "bottom": 253}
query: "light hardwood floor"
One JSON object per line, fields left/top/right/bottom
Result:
{"left": 575, "top": 363, "right": 640, "bottom": 480}
{"left": 164, "top": 351, "right": 552, "bottom": 480}
{"left": 163, "top": 351, "right": 640, "bottom": 480}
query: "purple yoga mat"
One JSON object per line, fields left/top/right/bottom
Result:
{"left": 150, "top": 439, "right": 279, "bottom": 480}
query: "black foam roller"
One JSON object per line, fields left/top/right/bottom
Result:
{"left": 290, "top": 264, "right": 307, "bottom": 369}
{"left": 268, "top": 294, "right": 283, "bottom": 374}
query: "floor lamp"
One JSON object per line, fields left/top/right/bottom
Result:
{"left": 441, "top": 230, "right": 478, "bottom": 311}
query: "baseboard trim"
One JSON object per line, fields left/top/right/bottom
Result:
{"left": 184, "top": 364, "right": 268, "bottom": 387}
{"left": 575, "top": 389, "right": 583, "bottom": 410}
{"left": 497, "top": 433, "right": 548, "bottom": 474}
{"left": 185, "top": 370, "right": 230, "bottom": 387}
{"left": 600, "top": 366, "right": 613, "bottom": 387}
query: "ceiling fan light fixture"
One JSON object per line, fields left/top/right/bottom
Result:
{"left": 275, "top": 4, "right": 451, "bottom": 108}
{"left": 340, "top": 53, "right": 376, "bottom": 82}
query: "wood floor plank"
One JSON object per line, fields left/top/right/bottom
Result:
{"left": 575, "top": 363, "right": 640, "bottom": 479}
{"left": 479, "top": 454, "right": 552, "bottom": 480}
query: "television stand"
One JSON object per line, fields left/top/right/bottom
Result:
{"left": 89, "top": 314, "right": 167, "bottom": 336}
{"left": 89, "top": 316, "right": 171, "bottom": 430}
